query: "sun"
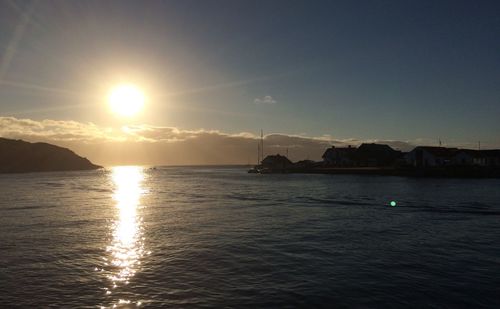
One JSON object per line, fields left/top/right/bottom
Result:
{"left": 108, "top": 84, "right": 145, "bottom": 117}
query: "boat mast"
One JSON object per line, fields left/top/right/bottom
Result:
{"left": 260, "top": 129, "right": 264, "bottom": 163}
{"left": 257, "top": 141, "right": 260, "bottom": 165}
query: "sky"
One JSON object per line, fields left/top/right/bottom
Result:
{"left": 0, "top": 0, "right": 499, "bottom": 165}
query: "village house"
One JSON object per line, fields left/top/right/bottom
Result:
{"left": 453, "top": 149, "right": 477, "bottom": 166}
{"left": 322, "top": 143, "right": 401, "bottom": 167}
{"left": 476, "top": 150, "right": 500, "bottom": 166}
{"left": 406, "top": 146, "right": 458, "bottom": 167}
{"left": 321, "top": 145, "right": 357, "bottom": 166}
{"left": 407, "top": 147, "right": 500, "bottom": 168}
{"left": 454, "top": 149, "right": 500, "bottom": 167}
{"left": 261, "top": 154, "right": 293, "bottom": 170}
{"left": 354, "top": 143, "right": 401, "bottom": 167}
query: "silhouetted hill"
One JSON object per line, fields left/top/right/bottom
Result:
{"left": 0, "top": 138, "right": 101, "bottom": 173}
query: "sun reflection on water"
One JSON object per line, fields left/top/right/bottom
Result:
{"left": 103, "top": 166, "right": 147, "bottom": 307}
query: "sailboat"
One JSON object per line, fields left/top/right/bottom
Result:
{"left": 248, "top": 130, "right": 264, "bottom": 173}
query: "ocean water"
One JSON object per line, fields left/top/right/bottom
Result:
{"left": 0, "top": 166, "right": 499, "bottom": 308}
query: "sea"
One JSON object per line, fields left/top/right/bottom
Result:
{"left": 0, "top": 166, "right": 499, "bottom": 308}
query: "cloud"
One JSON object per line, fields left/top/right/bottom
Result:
{"left": 254, "top": 95, "right": 277, "bottom": 104}
{"left": 0, "top": 116, "right": 120, "bottom": 143}
{"left": 3, "top": 116, "right": 488, "bottom": 166}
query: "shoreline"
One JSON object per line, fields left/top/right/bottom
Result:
{"left": 252, "top": 166, "right": 500, "bottom": 178}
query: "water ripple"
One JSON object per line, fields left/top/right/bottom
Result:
{"left": 0, "top": 167, "right": 499, "bottom": 307}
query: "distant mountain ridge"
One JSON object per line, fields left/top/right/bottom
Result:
{"left": 0, "top": 137, "right": 101, "bottom": 173}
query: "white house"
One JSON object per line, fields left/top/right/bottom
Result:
{"left": 453, "top": 150, "right": 476, "bottom": 166}
{"left": 406, "top": 146, "right": 458, "bottom": 167}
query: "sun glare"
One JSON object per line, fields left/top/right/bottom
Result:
{"left": 106, "top": 166, "right": 146, "bottom": 295}
{"left": 108, "top": 84, "right": 145, "bottom": 117}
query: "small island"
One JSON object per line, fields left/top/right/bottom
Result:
{"left": 0, "top": 137, "right": 102, "bottom": 173}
